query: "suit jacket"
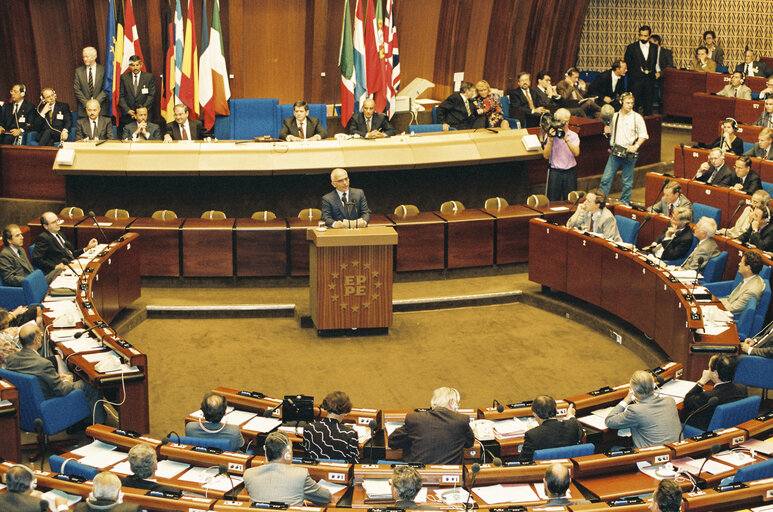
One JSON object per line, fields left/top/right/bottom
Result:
{"left": 566, "top": 207, "right": 622, "bottom": 243}
{"left": 749, "top": 327, "right": 773, "bottom": 357}
{"left": 185, "top": 420, "right": 244, "bottom": 451}
{"left": 717, "top": 84, "right": 752, "bottom": 100}
{"left": 32, "top": 230, "right": 85, "bottom": 275}
{"left": 347, "top": 112, "right": 395, "bottom": 137}
{"left": 695, "top": 162, "right": 734, "bottom": 186}
{"left": 75, "top": 116, "right": 115, "bottom": 141}
{"left": 34, "top": 101, "right": 72, "bottom": 145}
{"left": 519, "top": 417, "right": 584, "bottom": 461}
{"left": 657, "top": 46, "right": 675, "bottom": 72}
{"left": 122, "top": 121, "right": 162, "bottom": 141}
{"left": 745, "top": 142, "right": 773, "bottom": 161}
{"left": 691, "top": 59, "right": 717, "bottom": 73}
{"left": 394, "top": 499, "right": 436, "bottom": 510}
{"left": 681, "top": 238, "right": 721, "bottom": 271}
{"left": 0, "top": 491, "right": 50, "bottom": 512}
{"left": 721, "top": 274, "right": 765, "bottom": 315}
{"left": 587, "top": 70, "right": 626, "bottom": 104}
{"left": 388, "top": 407, "right": 475, "bottom": 464}
{"left": 533, "top": 87, "right": 561, "bottom": 113}
{"left": 118, "top": 71, "right": 156, "bottom": 117}
{"left": 649, "top": 194, "right": 692, "bottom": 216}
{"left": 243, "top": 462, "right": 332, "bottom": 506}
{"left": 1, "top": 100, "right": 37, "bottom": 132}
{"left": 754, "top": 111, "right": 773, "bottom": 128}
{"left": 164, "top": 119, "right": 211, "bottom": 141}
{"left": 321, "top": 188, "right": 370, "bottom": 227}
{"left": 735, "top": 61, "right": 773, "bottom": 78}
{"left": 625, "top": 40, "right": 659, "bottom": 81}
{"left": 555, "top": 80, "right": 587, "bottom": 108}
{"left": 436, "top": 93, "right": 477, "bottom": 128}
{"left": 74, "top": 64, "right": 109, "bottom": 117}
{"left": 731, "top": 169, "right": 763, "bottom": 195}
{"left": 605, "top": 394, "right": 681, "bottom": 448}
{"left": 278, "top": 116, "right": 327, "bottom": 140}
{"left": 4, "top": 347, "right": 75, "bottom": 399}
{"left": 707, "top": 46, "right": 724, "bottom": 67}
{"left": 73, "top": 501, "right": 139, "bottom": 512}
{"left": 739, "top": 222, "right": 773, "bottom": 252}
{"left": 655, "top": 225, "right": 694, "bottom": 261}
{"left": 120, "top": 474, "right": 179, "bottom": 494}
{"left": 0, "top": 245, "right": 35, "bottom": 286}
{"left": 709, "top": 135, "right": 745, "bottom": 155}
{"left": 507, "top": 88, "right": 541, "bottom": 127}
{"left": 684, "top": 382, "right": 748, "bottom": 431}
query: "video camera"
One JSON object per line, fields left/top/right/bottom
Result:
{"left": 540, "top": 113, "right": 565, "bottom": 139}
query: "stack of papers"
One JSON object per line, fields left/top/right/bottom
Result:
{"left": 318, "top": 479, "right": 348, "bottom": 495}
{"left": 156, "top": 460, "right": 191, "bottom": 479}
{"left": 714, "top": 450, "right": 757, "bottom": 467}
{"left": 59, "top": 338, "right": 103, "bottom": 353}
{"left": 659, "top": 379, "right": 697, "bottom": 399}
{"left": 385, "top": 421, "right": 403, "bottom": 436}
{"left": 577, "top": 407, "right": 630, "bottom": 436}
{"left": 352, "top": 424, "right": 372, "bottom": 444}
{"left": 742, "top": 439, "right": 773, "bottom": 456}
{"left": 471, "top": 484, "right": 537, "bottom": 504}
{"left": 241, "top": 416, "right": 282, "bottom": 433}
{"left": 50, "top": 273, "right": 78, "bottom": 290}
{"left": 362, "top": 479, "right": 392, "bottom": 500}
{"left": 42, "top": 489, "right": 82, "bottom": 509}
{"left": 222, "top": 409, "right": 257, "bottom": 426}
{"left": 43, "top": 301, "right": 80, "bottom": 325}
{"left": 493, "top": 418, "right": 530, "bottom": 439}
{"left": 71, "top": 440, "right": 128, "bottom": 468}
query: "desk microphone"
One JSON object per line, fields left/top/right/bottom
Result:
{"left": 161, "top": 430, "right": 180, "bottom": 445}
{"left": 263, "top": 402, "right": 283, "bottom": 418}
{"left": 88, "top": 210, "right": 110, "bottom": 244}
{"left": 696, "top": 443, "right": 722, "bottom": 478}
{"left": 492, "top": 399, "right": 504, "bottom": 413}
{"left": 636, "top": 215, "right": 652, "bottom": 250}
{"left": 483, "top": 447, "right": 502, "bottom": 467}
{"left": 569, "top": 191, "right": 586, "bottom": 212}
{"left": 648, "top": 177, "right": 670, "bottom": 212}
{"left": 74, "top": 324, "right": 101, "bottom": 339}
{"left": 690, "top": 257, "right": 706, "bottom": 291}
{"left": 219, "top": 464, "right": 239, "bottom": 499}
{"left": 680, "top": 143, "right": 687, "bottom": 178}
{"left": 729, "top": 199, "right": 746, "bottom": 223}
{"left": 463, "top": 463, "right": 480, "bottom": 510}
{"left": 366, "top": 419, "right": 378, "bottom": 463}
{"left": 679, "top": 396, "right": 719, "bottom": 441}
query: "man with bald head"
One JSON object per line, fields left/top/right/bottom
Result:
{"left": 75, "top": 99, "right": 115, "bottom": 141}
{"left": 0, "top": 223, "right": 65, "bottom": 286}
{"left": 74, "top": 46, "right": 108, "bottom": 117}
{"left": 347, "top": 98, "right": 395, "bottom": 137}
{"left": 321, "top": 168, "right": 370, "bottom": 228}
{"left": 5, "top": 323, "right": 105, "bottom": 424}
{"left": 32, "top": 211, "right": 98, "bottom": 275}
{"left": 543, "top": 463, "right": 588, "bottom": 506}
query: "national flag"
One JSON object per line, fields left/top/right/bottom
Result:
{"left": 104, "top": 0, "right": 117, "bottom": 117}
{"left": 161, "top": 0, "right": 176, "bottom": 122}
{"left": 352, "top": 0, "right": 368, "bottom": 108}
{"left": 178, "top": 0, "right": 199, "bottom": 118}
{"left": 371, "top": 0, "right": 387, "bottom": 112}
{"left": 200, "top": 0, "right": 231, "bottom": 130}
{"left": 383, "top": 0, "right": 400, "bottom": 117}
{"left": 173, "top": 0, "right": 184, "bottom": 101}
{"left": 107, "top": 0, "right": 125, "bottom": 119}
{"left": 365, "top": 0, "right": 385, "bottom": 111}
{"left": 339, "top": 0, "right": 356, "bottom": 127}
{"left": 121, "top": 0, "right": 145, "bottom": 72}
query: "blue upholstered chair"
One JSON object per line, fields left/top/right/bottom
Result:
{"left": 730, "top": 458, "right": 773, "bottom": 483}
{"left": 49, "top": 454, "right": 100, "bottom": 480}
{"left": 698, "top": 251, "right": 728, "bottom": 283}
{"left": 409, "top": 124, "right": 453, "bottom": 134}
{"left": 22, "top": 269, "right": 48, "bottom": 305}
{"left": 692, "top": 202, "right": 721, "bottom": 227}
{"left": 229, "top": 98, "right": 279, "bottom": 140}
{"left": 0, "top": 276, "right": 27, "bottom": 310}
{"left": 705, "top": 268, "right": 771, "bottom": 298}
{"left": 533, "top": 443, "right": 595, "bottom": 461}
{"left": 664, "top": 236, "right": 698, "bottom": 267}
{"left": 734, "top": 297, "right": 759, "bottom": 341}
{"left": 735, "top": 356, "right": 773, "bottom": 400}
{"left": 762, "top": 181, "right": 773, "bottom": 195}
{"left": 167, "top": 433, "right": 232, "bottom": 451}
{"left": 213, "top": 114, "right": 231, "bottom": 140}
{"left": 497, "top": 96, "right": 521, "bottom": 129}
{"left": 614, "top": 215, "right": 640, "bottom": 245}
{"left": 682, "top": 395, "right": 761, "bottom": 438}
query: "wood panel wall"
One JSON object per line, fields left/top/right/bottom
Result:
{"left": 0, "top": 0, "right": 589, "bottom": 118}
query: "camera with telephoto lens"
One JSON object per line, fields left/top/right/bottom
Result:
{"left": 540, "top": 113, "right": 565, "bottom": 139}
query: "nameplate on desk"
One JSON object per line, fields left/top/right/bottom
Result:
{"left": 238, "top": 390, "right": 266, "bottom": 399}
{"left": 756, "top": 411, "right": 773, "bottom": 422}
{"left": 192, "top": 446, "right": 223, "bottom": 454}
{"left": 504, "top": 460, "right": 535, "bottom": 467}
{"left": 507, "top": 400, "right": 532, "bottom": 409}
{"left": 688, "top": 431, "right": 719, "bottom": 442}
{"left": 112, "top": 428, "right": 140, "bottom": 438}
{"left": 589, "top": 386, "right": 614, "bottom": 396}
{"left": 488, "top": 507, "right": 526, "bottom": 512}
{"left": 715, "top": 482, "right": 748, "bottom": 492}
{"left": 609, "top": 496, "right": 645, "bottom": 506}
{"left": 605, "top": 447, "right": 636, "bottom": 457}
{"left": 251, "top": 502, "right": 289, "bottom": 509}
{"left": 54, "top": 473, "right": 85, "bottom": 483}
{"left": 147, "top": 489, "right": 182, "bottom": 499}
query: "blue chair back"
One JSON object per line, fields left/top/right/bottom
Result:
{"left": 614, "top": 215, "right": 640, "bottom": 245}
{"left": 431, "top": 106, "right": 438, "bottom": 124}
{"left": 700, "top": 251, "right": 728, "bottom": 283}
{"left": 500, "top": 96, "right": 510, "bottom": 117}
{"left": 49, "top": 455, "right": 100, "bottom": 480}
{"left": 743, "top": 142, "right": 754, "bottom": 154}
{"left": 692, "top": 202, "right": 721, "bottom": 227}
{"left": 68, "top": 111, "right": 79, "bottom": 142}
{"left": 733, "top": 458, "right": 773, "bottom": 483}
{"left": 230, "top": 98, "right": 279, "bottom": 140}
{"left": 22, "top": 269, "right": 48, "bottom": 305}
{"left": 170, "top": 434, "right": 231, "bottom": 451}
{"left": 409, "top": 124, "right": 453, "bottom": 134}
{"left": 0, "top": 274, "right": 27, "bottom": 310}
{"left": 664, "top": 236, "right": 699, "bottom": 267}
{"left": 736, "top": 296, "right": 758, "bottom": 340}
{"left": 716, "top": 66, "right": 729, "bottom": 74}
{"left": 707, "top": 395, "right": 761, "bottom": 432}
{"left": 276, "top": 103, "right": 327, "bottom": 138}
{"left": 762, "top": 181, "right": 773, "bottom": 195}
{"left": 533, "top": 443, "right": 595, "bottom": 461}
{"left": 213, "top": 114, "right": 231, "bottom": 140}
{"left": 752, "top": 280, "right": 773, "bottom": 338}
{"left": 579, "top": 71, "right": 600, "bottom": 84}
{"left": 735, "top": 355, "right": 773, "bottom": 390}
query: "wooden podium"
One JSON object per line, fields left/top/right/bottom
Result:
{"left": 308, "top": 226, "right": 398, "bottom": 330}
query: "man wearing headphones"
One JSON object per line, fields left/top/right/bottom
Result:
{"left": 243, "top": 431, "right": 332, "bottom": 506}
{"left": 0, "top": 84, "right": 37, "bottom": 145}
{"left": 0, "top": 464, "right": 68, "bottom": 511}
{"left": 565, "top": 188, "right": 623, "bottom": 242}
{"left": 35, "top": 88, "right": 72, "bottom": 146}
{"left": 754, "top": 98, "right": 773, "bottom": 128}
{"left": 185, "top": 392, "right": 244, "bottom": 451}
{"left": 717, "top": 71, "right": 752, "bottom": 100}
{"left": 74, "top": 471, "right": 139, "bottom": 511}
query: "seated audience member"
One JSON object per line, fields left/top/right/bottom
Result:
{"left": 709, "top": 118, "right": 744, "bottom": 155}
{"left": 0, "top": 310, "right": 23, "bottom": 367}
{"left": 649, "top": 181, "right": 692, "bottom": 216}
{"left": 605, "top": 370, "right": 681, "bottom": 448}
{"left": 650, "top": 479, "right": 682, "bottom": 512}
{"left": 32, "top": 211, "right": 98, "bottom": 275}
{"left": 565, "top": 188, "right": 623, "bottom": 242}
{"left": 684, "top": 355, "right": 747, "bottom": 431}
{"left": 473, "top": 80, "right": 510, "bottom": 128}
{"left": 0, "top": 84, "right": 37, "bottom": 145}
{"left": 1, "top": 223, "right": 65, "bottom": 286}
{"left": 388, "top": 387, "right": 474, "bottom": 464}
{"left": 753, "top": 98, "right": 773, "bottom": 128}
{"left": 735, "top": 49, "right": 772, "bottom": 78}
{"left": 717, "top": 71, "right": 751, "bottom": 100}
{"left": 744, "top": 127, "right": 773, "bottom": 160}
{"left": 185, "top": 392, "right": 244, "bottom": 451}
{"left": 731, "top": 155, "right": 762, "bottom": 194}
{"left": 347, "top": 98, "right": 395, "bottom": 137}
{"left": 73, "top": 471, "right": 139, "bottom": 512}
{"left": 75, "top": 99, "right": 115, "bottom": 141}
{"left": 702, "top": 30, "right": 724, "bottom": 66}
{"left": 642, "top": 206, "right": 694, "bottom": 261}
{"left": 35, "top": 88, "right": 72, "bottom": 146}
{"left": 519, "top": 395, "right": 584, "bottom": 462}
{"left": 437, "top": 81, "right": 485, "bottom": 131}
{"left": 543, "top": 463, "right": 589, "bottom": 506}
{"left": 390, "top": 465, "right": 430, "bottom": 510}
{"left": 759, "top": 77, "right": 773, "bottom": 101}
{"left": 243, "top": 431, "right": 332, "bottom": 506}
{"left": 121, "top": 105, "right": 161, "bottom": 141}
{"left": 556, "top": 67, "right": 600, "bottom": 118}
{"left": 690, "top": 46, "right": 716, "bottom": 73}
{"left": 680, "top": 217, "right": 720, "bottom": 271}
{"left": 587, "top": 60, "right": 627, "bottom": 110}
{"left": 721, "top": 189, "right": 771, "bottom": 238}
{"left": 0, "top": 464, "right": 67, "bottom": 512}
{"left": 279, "top": 100, "right": 327, "bottom": 141}
{"left": 738, "top": 206, "right": 773, "bottom": 252}
{"left": 741, "top": 321, "right": 773, "bottom": 356}
{"left": 508, "top": 72, "right": 547, "bottom": 127}
{"left": 120, "top": 443, "right": 179, "bottom": 493}
{"left": 694, "top": 148, "right": 734, "bottom": 186}
{"left": 321, "top": 168, "right": 370, "bottom": 228}
{"left": 303, "top": 390, "right": 359, "bottom": 463}
{"left": 718, "top": 252, "right": 765, "bottom": 315}
{"left": 164, "top": 103, "right": 211, "bottom": 141}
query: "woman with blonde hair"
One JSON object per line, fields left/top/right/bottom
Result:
{"left": 473, "top": 80, "right": 510, "bottom": 129}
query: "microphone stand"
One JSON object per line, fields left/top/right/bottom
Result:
{"left": 88, "top": 211, "right": 110, "bottom": 244}
{"left": 647, "top": 178, "right": 670, "bottom": 213}
{"left": 679, "top": 397, "right": 720, "bottom": 441}
{"left": 690, "top": 257, "right": 707, "bottom": 292}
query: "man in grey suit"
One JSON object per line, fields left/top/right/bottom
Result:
{"left": 720, "top": 252, "right": 765, "bottom": 315}
{"left": 716, "top": 72, "right": 752, "bottom": 100}
{"left": 243, "top": 431, "right": 332, "bottom": 506}
{"left": 0, "top": 224, "right": 65, "bottom": 286}
{"left": 753, "top": 98, "right": 773, "bottom": 128}
{"left": 722, "top": 189, "right": 771, "bottom": 239}
{"left": 0, "top": 464, "right": 66, "bottom": 512}
{"left": 649, "top": 181, "right": 692, "bottom": 216}
{"left": 73, "top": 46, "right": 108, "bottom": 118}
{"left": 605, "top": 370, "right": 681, "bottom": 447}
{"left": 681, "top": 217, "right": 720, "bottom": 271}
{"left": 121, "top": 106, "right": 161, "bottom": 141}
{"left": 321, "top": 168, "right": 370, "bottom": 228}
{"left": 75, "top": 99, "right": 115, "bottom": 141}
{"left": 565, "top": 188, "right": 622, "bottom": 242}
{"left": 5, "top": 323, "right": 105, "bottom": 424}
{"left": 744, "top": 128, "right": 773, "bottom": 161}
{"left": 118, "top": 55, "right": 156, "bottom": 128}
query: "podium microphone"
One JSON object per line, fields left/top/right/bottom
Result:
{"left": 88, "top": 210, "right": 110, "bottom": 244}
{"left": 690, "top": 257, "right": 706, "bottom": 291}
{"left": 463, "top": 463, "right": 480, "bottom": 510}
{"left": 729, "top": 199, "right": 746, "bottom": 223}
{"left": 365, "top": 419, "right": 379, "bottom": 463}
{"left": 263, "top": 402, "right": 283, "bottom": 418}
{"left": 697, "top": 443, "right": 722, "bottom": 478}
{"left": 680, "top": 143, "right": 687, "bottom": 178}
{"left": 74, "top": 324, "right": 100, "bottom": 339}
{"left": 679, "top": 397, "right": 719, "bottom": 441}
{"left": 161, "top": 430, "right": 180, "bottom": 445}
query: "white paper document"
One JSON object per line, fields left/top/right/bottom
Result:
{"left": 108, "top": 460, "right": 133, "bottom": 475}
{"left": 202, "top": 474, "right": 243, "bottom": 491}
{"left": 50, "top": 328, "right": 82, "bottom": 341}
{"left": 318, "top": 478, "right": 347, "bottom": 495}
{"left": 385, "top": 421, "right": 404, "bottom": 436}
{"left": 178, "top": 466, "right": 219, "bottom": 484}
{"left": 533, "top": 482, "right": 572, "bottom": 500}
{"left": 362, "top": 479, "right": 392, "bottom": 499}
{"left": 222, "top": 409, "right": 257, "bottom": 426}
{"left": 714, "top": 451, "right": 757, "bottom": 467}
{"left": 241, "top": 415, "right": 282, "bottom": 433}
{"left": 155, "top": 460, "right": 191, "bottom": 479}
{"left": 472, "top": 484, "right": 537, "bottom": 504}
{"left": 71, "top": 440, "right": 117, "bottom": 456}
{"left": 78, "top": 450, "right": 128, "bottom": 469}
{"left": 352, "top": 424, "right": 372, "bottom": 444}
{"left": 42, "top": 489, "right": 82, "bottom": 508}
{"left": 59, "top": 338, "right": 104, "bottom": 352}
{"left": 660, "top": 379, "right": 698, "bottom": 399}
{"left": 743, "top": 439, "right": 773, "bottom": 456}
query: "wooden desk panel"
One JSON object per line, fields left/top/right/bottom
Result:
{"left": 435, "top": 209, "right": 495, "bottom": 268}
{"left": 663, "top": 69, "right": 707, "bottom": 117}
{"left": 735, "top": 98, "right": 765, "bottom": 125}
{"left": 692, "top": 93, "right": 736, "bottom": 145}
{"left": 385, "top": 212, "right": 445, "bottom": 271}
{"left": 528, "top": 219, "right": 568, "bottom": 292}
{"left": 566, "top": 230, "right": 604, "bottom": 306}
{"left": 483, "top": 205, "right": 540, "bottom": 264}
{"left": 684, "top": 181, "right": 731, "bottom": 227}
{"left": 234, "top": 218, "right": 288, "bottom": 276}
{"left": 705, "top": 72, "right": 732, "bottom": 93}
{"left": 600, "top": 246, "right": 644, "bottom": 332}
{"left": 181, "top": 218, "right": 235, "bottom": 276}
{"left": 0, "top": 145, "right": 65, "bottom": 200}
{"left": 74, "top": 216, "right": 135, "bottom": 247}
{"left": 288, "top": 218, "right": 319, "bottom": 276}
{"left": 527, "top": 201, "right": 574, "bottom": 225}
{"left": 0, "top": 380, "right": 21, "bottom": 463}
{"left": 576, "top": 470, "right": 693, "bottom": 501}
{"left": 762, "top": 159, "right": 773, "bottom": 183}
{"left": 126, "top": 217, "right": 184, "bottom": 276}
{"left": 673, "top": 146, "right": 708, "bottom": 179}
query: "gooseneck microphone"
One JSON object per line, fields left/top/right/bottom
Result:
{"left": 263, "top": 402, "right": 283, "bottom": 418}
{"left": 88, "top": 210, "right": 110, "bottom": 244}
{"left": 691, "top": 257, "right": 706, "bottom": 291}
{"left": 648, "top": 177, "right": 670, "bottom": 212}
{"left": 696, "top": 443, "right": 722, "bottom": 477}
{"left": 569, "top": 191, "right": 586, "bottom": 212}
{"left": 679, "top": 396, "right": 720, "bottom": 441}
{"left": 74, "top": 324, "right": 100, "bottom": 339}
{"left": 366, "top": 419, "right": 379, "bottom": 463}
{"left": 729, "top": 199, "right": 746, "bottom": 223}
{"left": 463, "top": 463, "right": 480, "bottom": 510}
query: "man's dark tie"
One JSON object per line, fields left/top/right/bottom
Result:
{"left": 366, "top": 117, "right": 371, "bottom": 133}
{"left": 341, "top": 192, "right": 348, "bottom": 205}
{"left": 709, "top": 167, "right": 718, "bottom": 183}
{"left": 88, "top": 67, "right": 94, "bottom": 97}
{"left": 91, "top": 120, "right": 97, "bottom": 139}
{"left": 668, "top": 204, "right": 674, "bottom": 217}
{"left": 133, "top": 74, "right": 139, "bottom": 95}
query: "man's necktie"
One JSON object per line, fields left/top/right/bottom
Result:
{"left": 299, "top": 122, "right": 305, "bottom": 139}
{"left": 91, "top": 120, "right": 97, "bottom": 139}
{"left": 12, "top": 104, "right": 18, "bottom": 117}
{"left": 709, "top": 167, "right": 718, "bottom": 183}
{"left": 366, "top": 118, "right": 371, "bottom": 133}
{"left": 589, "top": 216, "right": 595, "bottom": 233}
{"left": 668, "top": 204, "right": 674, "bottom": 217}
{"left": 181, "top": 125, "right": 188, "bottom": 140}
{"left": 734, "top": 88, "right": 737, "bottom": 98}
{"left": 464, "top": 99, "right": 471, "bottom": 116}
{"left": 88, "top": 67, "right": 94, "bottom": 97}
{"left": 341, "top": 193, "right": 348, "bottom": 218}
{"left": 133, "top": 74, "right": 139, "bottom": 94}
{"left": 524, "top": 89, "right": 535, "bottom": 111}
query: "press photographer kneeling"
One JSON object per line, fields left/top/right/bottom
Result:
{"left": 541, "top": 108, "right": 580, "bottom": 201}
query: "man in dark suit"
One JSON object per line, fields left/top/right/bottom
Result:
{"left": 279, "top": 100, "right": 327, "bottom": 141}
{"left": 533, "top": 71, "right": 562, "bottom": 113}
{"left": 32, "top": 211, "right": 98, "bottom": 275}
{"left": 0, "top": 464, "right": 65, "bottom": 512}
{"left": 744, "top": 128, "right": 773, "bottom": 160}
{"left": 588, "top": 60, "right": 628, "bottom": 110}
{"left": 694, "top": 148, "right": 735, "bottom": 186}
{"left": 35, "top": 88, "right": 72, "bottom": 147}
{"left": 738, "top": 206, "right": 773, "bottom": 251}
{"left": 163, "top": 104, "right": 211, "bottom": 141}
{"left": 75, "top": 99, "right": 115, "bottom": 141}
{"left": 624, "top": 25, "right": 658, "bottom": 116}
{"left": 731, "top": 156, "right": 762, "bottom": 195}
{"left": 436, "top": 81, "right": 485, "bottom": 131}
{"left": 122, "top": 106, "right": 161, "bottom": 141}
{"left": 735, "top": 49, "right": 773, "bottom": 78}
{"left": 388, "top": 387, "right": 474, "bottom": 464}
{"left": 118, "top": 55, "right": 156, "bottom": 128}
{"left": 519, "top": 395, "right": 584, "bottom": 462}
{"left": 508, "top": 72, "right": 548, "bottom": 127}
{"left": 650, "top": 34, "right": 673, "bottom": 112}
{"left": 754, "top": 98, "right": 773, "bottom": 128}
{"left": 321, "top": 168, "right": 370, "bottom": 228}
{"left": 347, "top": 98, "right": 395, "bottom": 137}
{"left": 684, "top": 355, "right": 747, "bottom": 431}
{"left": 642, "top": 206, "right": 694, "bottom": 261}
{"left": 73, "top": 46, "right": 108, "bottom": 117}
{"left": 0, "top": 84, "right": 37, "bottom": 145}
{"left": 0, "top": 224, "right": 65, "bottom": 286}
{"left": 542, "top": 464, "right": 589, "bottom": 506}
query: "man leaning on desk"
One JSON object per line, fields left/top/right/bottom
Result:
{"left": 565, "top": 188, "right": 622, "bottom": 242}
{"left": 321, "top": 168, "right": 370, "bottom": 228}
{"left": 32, "top": 211, "right": 97, "bottom": 275}
{"left": 347, "top": 98, "right": 395, "bottom": 138}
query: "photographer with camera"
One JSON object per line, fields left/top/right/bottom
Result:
{"left": 599, "top": 92, "right": 648, "bottom": 205}
{"left": 541, "top": 108, "right": 580, "bottom": 201}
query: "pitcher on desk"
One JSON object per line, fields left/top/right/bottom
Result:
{"left": 321, "top": 168, "right": 370, "bottom": 229}
{"left": 565, "top": 188, "right": 622, "bottom": 242}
